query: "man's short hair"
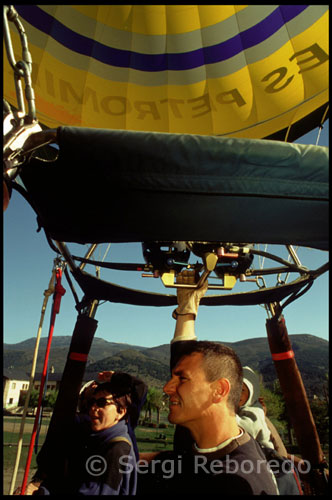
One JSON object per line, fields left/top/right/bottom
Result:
{"left": 179, "top": 341, "right": 243, "bottom": 413}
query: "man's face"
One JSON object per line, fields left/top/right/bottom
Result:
{"left": 163, "top": 352, "right": 216, "bottom": 428}
{"left": 88, "top": 389, "right": 125, "bottom": 432}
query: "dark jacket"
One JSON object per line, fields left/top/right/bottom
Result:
{"left": 36, "top": 417, "right": 137, "bottom": 495}
{"left": 75, "top": 418, "right": 136, "bottom": 495}
{"left": 138, "top": 430, "right": 278, "bottom": 495}
{"left": 34, "top": 373, "right": 147, "bottom": 495}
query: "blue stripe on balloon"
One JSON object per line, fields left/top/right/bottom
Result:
{"left": 14, "top": 5, "right": 308, "bottom": 71}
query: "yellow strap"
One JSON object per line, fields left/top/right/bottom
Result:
{"left": 109, "top": 436, "right": 131, "bottom": 447}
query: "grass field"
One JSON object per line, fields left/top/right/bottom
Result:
{"left": 4, "top": 415, "right": 328, "bottom": 494}
{"left": 3, "top": 414, "right": 175, "bottom": 494}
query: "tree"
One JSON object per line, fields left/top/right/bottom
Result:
{"left": 44, "top": 390, "right": 59, "bottom": 408}
{"left": 309, "top": 397, "right": 329, "bottom": 446}
{"left": 260, "top": 382, "right": 285, "bottom": 418}
{"left": 260, "top": 381, "right": 287, "bottom": 440}
{"left": 322, "top": 372, "right": 329, "bottom": 406}
{"left": 149, "top": 387, "right": 164, "bottom": 424}
{"left": 142, "top": 387, "right": 165, "bottom": 424}
{"left": 142, "top": 388, "right": 152, "bottom": 421}
{"left": 28, "top": 388, "right": 40, "bottom": 408}
{"left": 28, "top": 388, "right": 58, "bottom": 410}
{"left": 271, "top": 379, "right": 295, "bottom": 445}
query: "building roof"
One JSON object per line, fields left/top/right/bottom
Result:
{"left": 34, "top": 372, "right": 63, "bottom": 382}
{"left": 3, "top": 369, "right": 30, "bottom": 381}
{"left": 4, "top": 370, "right": 109, "bottom": 384}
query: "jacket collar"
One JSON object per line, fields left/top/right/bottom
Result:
{"left": 192, "top": 429, "right": 251, "bottom": 460}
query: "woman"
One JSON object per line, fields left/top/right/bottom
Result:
{"left": 27, "top": 371, "right": 147, "bottom": 495}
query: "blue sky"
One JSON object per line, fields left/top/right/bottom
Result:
{"left": 4, "top": 123, "right": 329, "bottom": 348}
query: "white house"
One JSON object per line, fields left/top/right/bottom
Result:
{"left": 3, "top": 376, "right": 29, "bottom": 408}
{"left": 3, "top": 367, "right": 98, "bottom": 410}
{"left": 3, "top": 366, "right": 60, "bottom": 409}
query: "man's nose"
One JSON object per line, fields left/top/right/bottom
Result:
{"left": 163, "top": 378, "right": 176, "bottom": 395}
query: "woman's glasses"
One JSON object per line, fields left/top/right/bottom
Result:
{"left": 88, "top": 397, "right": 114, "bottom": 408}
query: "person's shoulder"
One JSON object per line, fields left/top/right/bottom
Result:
{"left": 229, "top": 432, "right": 273, "bottom": 467}
{"left": 235, "top": 432, "right": 266, "bottom": 456}
{"left": 106, "top": 436, "right": 132, "bottom": 455}
{"left": 104, "top": 437, "right": 135, "bottom": 473}
{"left": 227, "top": 437, "right": 278, "bottom": 494}
{"left": 98, "top": 438, "right": 136, "bottom": 494}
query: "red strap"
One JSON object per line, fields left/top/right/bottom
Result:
{"left": 53, "top": 269, "right": 66, "bottom": 314}
{"left": 272, "top": 350, "right": 295, "bottom": 361}
{"left": 69, "top": 352, "right": 88, "bottom": 362}
{"left": 292, "top": 468, "right": 304, "bottom": 495}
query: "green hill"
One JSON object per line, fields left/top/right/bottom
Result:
{"left": 4, "top": 334, "right": 328, "bottom": 397}
{"left": 85, "top": 348, "right": 170, "bottom": 389}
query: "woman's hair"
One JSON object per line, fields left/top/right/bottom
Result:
{"left": 94, "top": 372, "right": 133, "bottom": 420}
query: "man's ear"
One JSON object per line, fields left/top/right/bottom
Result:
{"left": 212, "top": 378, "right": 231, "bottom": 403}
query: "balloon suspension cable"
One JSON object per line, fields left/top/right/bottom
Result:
{"left": 94, "top": 243, "right": 111, "bottom": 278}
{"left": 68, "top": 243, "right": 101, "bottom": 308}
{"left": 79, "top": 243, "right": 99, "bottom": 271}
{"left": 256, "top": 244, "right": 267, "bottom": 313}
{"left": 315, "top": 104, "right": 329, "bottom": 146}
{"left": 263, "top": 245, "right": 302, "bottom": 319}
{"left": 63, "top": 266, "right": 80, "bottom": 308}
{"left": 276, "top": 245, "right": 300, "bottom": 286}
{"left": 53, "top": 241, "right": 102, "bottom": 313}
{"left": 284, "top": 122, "right": 292, "bottom": 143}
{"left": 20, "top": 259, "right": 66, "bottom": 495}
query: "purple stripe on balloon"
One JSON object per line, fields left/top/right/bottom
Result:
{"left": 14, "top": 5, "right": 309, "bottom": 71}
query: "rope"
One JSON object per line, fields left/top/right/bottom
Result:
{"left": 34, "top": 366, "right": 49, "bottom": 454}
{"left": 8, "top": 266, "right": 56, "bottom": 495}
{"left": 20, "top": 267, "right": 66, "bottom": 495}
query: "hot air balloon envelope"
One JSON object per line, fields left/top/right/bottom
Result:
{"left": 3, "top": 5, "right": 329, "bottom": 139}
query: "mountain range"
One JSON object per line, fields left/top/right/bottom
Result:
{"left": 4, "top": 334, "right": 328, "bottom": 398}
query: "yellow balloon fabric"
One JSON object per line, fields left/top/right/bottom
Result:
{"left": 3, "top": 5, "right": 329, "bottom": 138}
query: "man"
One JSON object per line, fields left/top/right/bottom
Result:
{"left": 137, "top": 273, "right": 278, "bottom": 495}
